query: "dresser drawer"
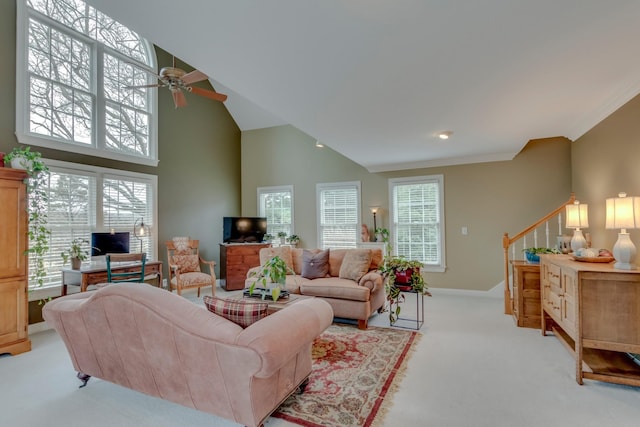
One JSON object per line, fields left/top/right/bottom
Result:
{"left": 547, "top": 262, "right": 561, "bottom": 288}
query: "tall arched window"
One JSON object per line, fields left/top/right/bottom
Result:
{"left": 16, "top": 0, "right": 158, "bottom": 166}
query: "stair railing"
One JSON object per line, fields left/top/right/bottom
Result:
{"left": 502, "top": 193, "right": 575, "bottom": 314}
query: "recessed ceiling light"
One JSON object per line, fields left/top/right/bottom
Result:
{"left": 315, "top": 140, "right": 324, "bottom": 148}
{"left": 437, "top": 131, "right": 453, "bottom": 140}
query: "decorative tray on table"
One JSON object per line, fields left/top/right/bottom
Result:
{"left": 571, "top": 256, "right": 615, "bottom": 263}
{"left": 242, "top": 288, "right": 290, "bottom": 300}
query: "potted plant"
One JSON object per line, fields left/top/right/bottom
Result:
{"left": 4, "top": 146, "right": 50, "bottom": 288}
{"left": 263, "top": 233, "right": 274, "bottom": 244}
{"left": 523, "top": 247, "right": 560, "bottom": 264}
{"left": 247, "top": 255, "right": 293, "bottom": 301}
{"left": 379, "top": 255, "right": 432, "bottom": 325}
{"left": 61, "top": 238, "right": 92, "bottom": 270}
{"left": 277, "top": 231, "right": 287, "bottom": 245}
{"left": 286, "top": 234, "right": 300, "bottom": 247}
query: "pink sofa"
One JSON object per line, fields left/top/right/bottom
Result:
{"left": 43, "top": 283, "right": 333, "bottom": 427}
{"left": 246, "top": 247, "right": 385, "bottom": 329}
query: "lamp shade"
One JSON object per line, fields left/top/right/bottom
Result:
{"left": 606, "top": 193, "right": 640, "bottom": 230}
{"left": 565, "top": 202, "right": 589, "bottom": 229}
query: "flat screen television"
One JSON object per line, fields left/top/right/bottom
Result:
{"left": 223, "top": 217, "right": 267, "bottom": 243}
{"left": 91, "top": 232, "right": 131, "bottom": 256}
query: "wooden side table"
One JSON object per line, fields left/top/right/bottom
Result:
{"left": 510, "top": 260, "right": 541, "bottom": 329}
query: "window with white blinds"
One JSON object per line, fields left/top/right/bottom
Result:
{"left": 31, "top": 159, "right": 157, "bottom": 289}
{"left": 16, "top": 0, "right": 158, "bottom": 166}
{"left": 317, "top": 181, "right": 361, "bottom": 249}
{"left": 257, "top": 185, "right": 293, "bottom": 237}
{"left": 389, "top": 175, "right": 445, "bottom": 272}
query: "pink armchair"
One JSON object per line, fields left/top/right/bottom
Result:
{"left": 43, "top": 283, "right": 333, "bottom": 427}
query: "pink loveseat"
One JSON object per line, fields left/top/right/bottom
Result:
{"left": 43, "top": 283, "right": 333, "bottom": 427}
{"left": 246, "top": 247, "right": 385, "bottom": 329}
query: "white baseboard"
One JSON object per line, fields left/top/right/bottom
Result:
{"left": 430, "top": 281, "right": 504, "bottom": 298}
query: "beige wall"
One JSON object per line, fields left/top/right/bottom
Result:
{"left": 572, "top": 93, "right": 640, "bottom": 254}
{"left": 242, "top": 126, "right": 572, "bottom": 291}
{"left": 1, "top": 0, "right": 241, "bottom": 281}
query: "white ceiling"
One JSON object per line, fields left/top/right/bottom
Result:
{"left": 84, "top": 0, "right": 640, "bottom": 172}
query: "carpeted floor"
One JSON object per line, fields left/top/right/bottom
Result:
{"left": 274, "top": 324, "right": 419, "bottom": 427}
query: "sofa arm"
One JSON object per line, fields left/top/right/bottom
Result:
{"left": 359, "top": 271, "right": 383, "bottom": 292}
{"left": 236, "top": 298, "right": 333, "bottom": 378}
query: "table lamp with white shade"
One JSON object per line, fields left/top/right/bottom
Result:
{"left": 565, "top": 200, "right": 589, "bottom": 252}
{"left": 605, "top": 192, "right": 640, "bottom": 270}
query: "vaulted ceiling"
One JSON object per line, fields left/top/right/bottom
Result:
{"left": 85, "top": 0, "right": 640, "bottom": 172}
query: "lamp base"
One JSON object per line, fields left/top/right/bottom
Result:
{"left": 613, "top": 232, "right": 637, "bottom": 270}
{"left": 570, "top": 229, "right": 587, "bottom": 253}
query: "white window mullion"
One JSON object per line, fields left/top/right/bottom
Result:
{"left": 95, "top": 42, "right": 105, "bottom": 151}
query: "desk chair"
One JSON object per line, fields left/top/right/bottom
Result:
{"left": 106, "top": 253, "right": 147, "bottom": 283}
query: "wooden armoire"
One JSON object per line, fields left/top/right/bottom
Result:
{"left": 0, "top": 168, "right": 31, "bottom": 355}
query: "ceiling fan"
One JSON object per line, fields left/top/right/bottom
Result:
{"left": 126, "top": 57, "right": 227, "bottom": 108}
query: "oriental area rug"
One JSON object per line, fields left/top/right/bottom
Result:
{"left": 273, "top": 324, "right": 420, "bottom": 427}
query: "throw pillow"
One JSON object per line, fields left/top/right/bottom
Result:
{"left": 259, "top": 246, "right": 294, "bottom": 271}
{"left": 203, "top": 296, "right": 269, "bottom": 328}
{"left": 302, "top": 249, "right": 330, "bottom": 279}
{"left": 339, "top": 249, "right": 373, "bottom": 282}
{"left": 369, "top": 248, "right": 383, "bottom": 270}
{"left": 171, "top": 254, "right": 201, "bottom": 273}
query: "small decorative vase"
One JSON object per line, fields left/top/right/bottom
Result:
{"left": 71, "top": 257, "right": 82, "bottom": 270}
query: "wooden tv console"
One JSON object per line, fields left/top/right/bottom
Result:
{"left": 219, "top": 243, "right": 270, "bottom": 291}
{"left": 540, "top": 254, "right": 640, "bottom": 386}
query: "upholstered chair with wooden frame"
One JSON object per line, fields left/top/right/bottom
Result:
{"left": 166, "top": 238, "right": 216, "bottom": 296}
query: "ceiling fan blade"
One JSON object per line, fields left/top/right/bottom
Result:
{"left": 173, "top": 90, "right": 188, "bottom": 108}
{"left": 189, "top": 86, "right": 228, "bottom": 102}
{"left": 124, "top": 83, "right": 163, "bottom": 89}
{"left": 181, "top": 70, "right": 209, "bottom": 85}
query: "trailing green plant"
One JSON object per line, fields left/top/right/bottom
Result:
{"left": 247, "top": 255, "right": 294, "bottom": 301}
{"left": 60, "top": 238, "right": 92, "bottom": 264}
{"left": 5, "top": 147, "right": 50, "bottom": 288}
{"left": 522, "top": 247, "right": 560, "bottom": 255}
{"left": 375, "top": 227, "right": 391, "bottom": 254}
{"left": 263, "top": 233, "right": 274, "bottom": 242}
{"left": 286, "top": 234, "right": 300, "bottom": 244}
{"left": 379, "top": 255, "right": 431, "bottom": 325}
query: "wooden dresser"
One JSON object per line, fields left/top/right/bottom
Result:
{"left": 510, "top": 260, "right": 541, "bottom": 328}
{"left": 540, "top": 254, "right": 640, "bottom": 386}
{"left": 219, "top": 243, "right": 270, "bottom": 291}
{"left": 0, "top": 168, "right": 31, "bottom": 355}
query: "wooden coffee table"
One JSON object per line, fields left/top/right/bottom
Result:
{"left": 230, "top": 293, "right": 314, "bottom": 315}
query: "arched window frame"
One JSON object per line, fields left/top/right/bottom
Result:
{"left": 15, "top": 0, "right": 159, "bottom": 166}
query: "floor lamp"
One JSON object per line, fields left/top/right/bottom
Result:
{"left": 370, "top": 206, "right": 380, "bottom": 242}
{"left": 133, "top": 218, "right": 149, "bottom": 253}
